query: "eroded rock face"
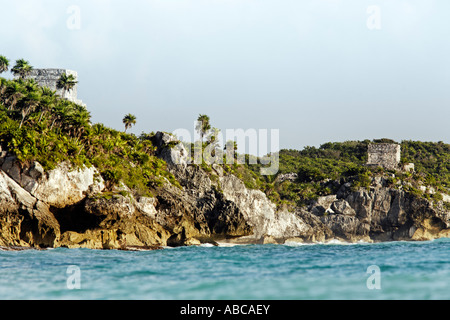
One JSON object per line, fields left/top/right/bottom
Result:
{"left": 1, "top": 158, "right": 105, "bottom": 208}
{"left": 32, "top": 163, "right": 105, "bottom": 208}
{"left": 0, "top": 171, "right": 60, "bottom": 248}
{"left": 152, "top": 131, "right": 188, "bottom": 168}
{"left": 151, "top": 173, "right": 253, "bottom": 246}
{"left": 85, "top": 194, "right": 136, "bottom": 218}
{"left": 321, "top": 215, "right": 365, "bottom": 241}
{"left": 310, "top": 195, "right": 337, "bottom": 216}
{"left": 310, "top": 182, "right": 450, "bottom": 242}
{"left": 331, "top": 199, "right": 356, "bottom": 216}
{"left": 218, "top": 174, "right": 329, "bottom": 243}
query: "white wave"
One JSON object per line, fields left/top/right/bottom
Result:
{"left": 199, "top": 243, "right": 215, "bottom": 248}
{"left": 283, "top": 241, "right": 317, "bottom": 247}
{"left": 284, "top": 239, "right": 373, "bottom": 246}
{"left": 215, "top": 242, "right": 244, "bottom": 247}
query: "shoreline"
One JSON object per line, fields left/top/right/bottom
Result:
{"left": 2, "top": 237, "right": 448, "bottom": 252}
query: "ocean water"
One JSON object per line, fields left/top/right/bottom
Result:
{"left": 0, "top": 239, "right": 449, "bottom": 300}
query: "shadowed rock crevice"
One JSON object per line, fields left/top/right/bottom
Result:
{"left": 51, "top": 201, "right": 104, "bottom": 234}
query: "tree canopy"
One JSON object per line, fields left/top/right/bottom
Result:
{"left": 57, "top": 73, "right": 78, "bottom": 98}
{"left": 0, "top": 56, "right": 9, "bottom": 74}
{"left": 195, "top": 114, "right": 211, "bottom": 142}
{"left": 11, "top": 59, "right": 33, "bottom": 79}
{"left": 123, "top": 113, "right": 137, "bottom": 133}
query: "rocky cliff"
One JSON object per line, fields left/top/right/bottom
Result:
{"left": 309, "top": 182, "right": 450, "bottom": 242}
{"left": 0, "top": 133, "right": 449, "bottom": 250}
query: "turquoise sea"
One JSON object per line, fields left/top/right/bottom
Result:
{"left": 0, "top": 239, "right": 449, "bottom": 300}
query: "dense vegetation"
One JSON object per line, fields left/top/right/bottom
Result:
{"left": 242, "top": 139, "right": 450, "bottom": 208}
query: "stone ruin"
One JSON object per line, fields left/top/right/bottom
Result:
{"left": 27, "top": 69, "right": 85, "bottom": 106}
{"left": 275, "top": 172, "right": 298, "bottom": 183}
{"left": 367, "top": 143, "right": 402, "bottom": 170}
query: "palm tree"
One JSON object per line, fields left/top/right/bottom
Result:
{"left": 11, "top": 59, "right": 33, "bottom": 79}
{"left": 196, "top": 114, "right": 211, "bottom": 142}
{"left": 24, "top": 78, "right": 39, "bottom": 92}
{"left": 50, "top": 101, "right": 70, "bottom": 130}
{"left": 4, "top": 81, "right": 26, "bottom": 110}
{"left": 0, "top": 55, "right": 9, "bottom": 74}
{"left": 19, "top": 92, "right": 40, "bottom": 128}
{"left": 224, "top": 140, "right": 238, "bottom": 161}
{"left": 56, "top": 73, "right": 78, "bottom": 99}
{"left": 0, "top": 78, "right": 8, "bottom": 102}
{"left": 92, "top": 123, "right": 109, "bottom": 137}
{"left": 122, "top": 114, "right": 136, "bottom": 133}
{"left": 38, "top": 87, "right": 57, "bottom": 123}
{"left": 69, "top": 105, "right": 91, "bottom": 139}
{"left": 205, "top": 127, "right": 221, "bottom": 160}
{"left": 207, "top": 127, "right": 221, "bottom": 144}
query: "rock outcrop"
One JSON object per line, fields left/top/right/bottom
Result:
{"left": 0, "top": 134, "right": 449, "bottom": 249}
{"left": 151, "top": 131, "right": 188, "bottom": 169}
{"left": 1, "top": 157, "right": 105, "bottom": 208}
{"left": 218, "top": 174, "right": 329, "bottom": 243}
{"left": 152, "top": 166, "right": 253, "bottom": 245}
{"left": 60, "top": 193, "right": 170, "bottom": 250}
{"left": 0, "top": 171, "right": 60, "bottom": 248}
{"left": 309, "top": 178, "right": 450, "bottom": 242}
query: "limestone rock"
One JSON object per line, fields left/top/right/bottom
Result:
{"left": 152, "top": 131, "right": 188, "bottom": 168}
{"left": 32, "top": 162, "right": 105, "bottom": 208}
{"left": 261, "top": 235, "right": 278, "bottom": 244}
{"left": 311, "top": 195, "right": 337, "bottom": 216}
{"left": 1, "top": 158, "right": 104, "bottom": 208}
{"left": 212, "top": 164, "right": 224, "bottom": 177}
{"left": 331, "top": 199, "right": 356, "bottom": 216}
{"left": 343, "top": 185, "right": 450, "bottom": 241}
{"left": 153, "top": 178, "right": 253, "bottom": 245}
{"left": 84, "top": 194, "right": 136, "bottom": 218}
{"left": 135, "top": 197, "right": 158, "bottom": 219}
{"left": 218, "top": 174, "right": 326, "bottom": 242}
{"left": 184, "top": 238, "right": 201, "bottom": 246}
{"left": 0, "top": 171, "right": 60, "bottom": 248}
{"left": 59, "top": 203, "right": 171, "bottom": 249}
{"left": 321, "top": 215, "right": 362, "bottom": 240}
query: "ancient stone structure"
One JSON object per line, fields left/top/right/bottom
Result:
{"left": 275, "top": 172, "right": 298, "bottom": 183}
{"left": 367, "top": 143, "right": 401, "bottom": 170}
{"left": 401, "top": 162, "right": 415, "bottom": 173}
{"left": 27, "top": 69, "right": 85, "bottom": 106}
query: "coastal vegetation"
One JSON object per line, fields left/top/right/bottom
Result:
{"left": 11, "top": 59, "right": 33, "bottom": 80}
{"left": 123, "top": 113, "right": 137, "bottom": 133}
{"left": 0, "top": 56, "right": 9, "bottom": 74}
{"left": 0, "top": 56, "right": 448, "bottom": 208}
{"left": 56, "top": 73, "right": 77, "bottom": 97}
{"left": 243, "top": 140, "right": 450, "bottom": 208}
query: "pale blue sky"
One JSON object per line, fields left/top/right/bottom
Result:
{"left": 1, "top": 0, "right": 449, "bottom": 151}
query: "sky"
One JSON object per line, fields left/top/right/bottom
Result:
{"left": 1, "top": 0, "right": 449, "bottom": 153}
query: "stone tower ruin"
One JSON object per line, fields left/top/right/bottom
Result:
{"left": 27, "top": 69, "right": 85, "bottom": 106}
{"left": 367, "top": 143, "right": 401, "bottom": 170}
